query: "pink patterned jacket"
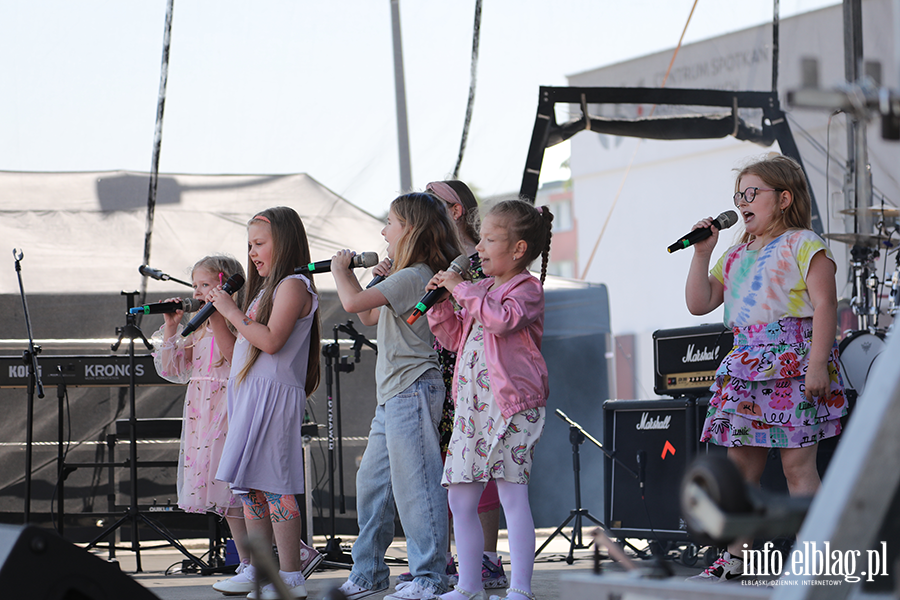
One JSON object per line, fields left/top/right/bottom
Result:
{"left": 427, "top": 271, "right": 548, "bottom": 419}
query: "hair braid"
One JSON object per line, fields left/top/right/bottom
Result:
{"left": 538, "top": 206, "right": 553, "bottom": 284}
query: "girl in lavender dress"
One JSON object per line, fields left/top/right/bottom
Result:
{"left": 208, "top": 207, "right": 323, "bottom": 600}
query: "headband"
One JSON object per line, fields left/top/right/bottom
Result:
{"left": 426, "top": 182, "right": 465, "bottom": 215}
{"left": 252, "top": 215, "right": 271, "bottom": 223}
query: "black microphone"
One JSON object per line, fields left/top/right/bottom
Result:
{"left": 129, "top": 298, "right": 203, "bottom": 315}
{"left": 181, "top": 274, "right": 245, "bottom": 337}
{"left": 139, "top": 265, "right": 168, "bottom": 281}
{"left": 365, "top": 259, "right": 393, "bottom": 289}
{"left": 667, "top": 210, "right": 738, "bottom": 253}
{"left": 637, "top": 450, "right": 647, "bottom": 494}
{"left": 407, "top": 254, "right": 469, "bottom": 325}
{"left": 294, "top": 252, "right": 379, "bottom": 275}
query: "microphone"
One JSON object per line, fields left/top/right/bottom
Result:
{"left": 139, "top": 265, "right": 168, "bottom": 281}
{"left": 366, "top": 274, "right": 387, "bottom": 289}
{"left": 181, "top": 274, "right": 245, "bottom": 337}
{"left": 365, "top": 259, "right": 393, "bottom": 289}
{"left": 667, "top": 210, "right": 738, "bottom": 253}
{"left": 129, "top": 298, "right": 203, "bottom": 315}
{"left": 294, "top": 252, "right": 379, "bottom": 275}
{"left": 406, "top": 254, "right": 469, "bottom": 325}
{"left": 637, "top": 450, "right": 646, "bottom": 493}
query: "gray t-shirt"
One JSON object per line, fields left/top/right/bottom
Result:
{"left": 373, "top": 262, "right": 440, "bottom": 404}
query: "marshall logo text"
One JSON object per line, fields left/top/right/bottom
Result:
{"left": 636, "top": 413, "right": 672, "bottom": 431}
{"left": 682, "top": 343, "right": 720, "bottom": 364}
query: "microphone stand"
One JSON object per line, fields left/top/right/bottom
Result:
{"left": 535, "top": 409, "right": 644, "bottom": 564}
{"left": 139, "top": 265, "right": 193, "bottom": 288}
{"left": 320, "top": 321, "right": 376, "bottom": 567}
{"left": 84, "top": 291, "right": 210, "bottom": 573}
{"left": 12, "top": 249, "right": 44, "bottom": 524}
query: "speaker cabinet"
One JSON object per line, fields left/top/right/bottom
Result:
{"left": 603, "top": 398, "right": 722, "bottom": 541}
{"left": 0, "top": 524, "right": 159, "bottom": 599}
{"left": 604, "top": 397, "right": 845, "bottom": 544}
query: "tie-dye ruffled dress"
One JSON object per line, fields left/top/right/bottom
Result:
{"left": 702, "top": 229, "right": 848, "bottom": 448}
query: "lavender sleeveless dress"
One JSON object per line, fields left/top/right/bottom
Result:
{"left": 215, "top": 274, "right": 317, "bottom": 495}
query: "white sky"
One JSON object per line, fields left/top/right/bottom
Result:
{"left": 1, "top": 1, "right": 839, "bottom": 217}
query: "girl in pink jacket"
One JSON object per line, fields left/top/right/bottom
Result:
{"left": 426, "top": 199, "right": 553, "bottom": 600}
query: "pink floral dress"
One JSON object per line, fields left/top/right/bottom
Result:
{"left": 152, "top": 325, "right": 239, "bottom": 515}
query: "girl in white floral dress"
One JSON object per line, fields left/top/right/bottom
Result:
{"left": 427, "top": 200, "right": 554, "bottom": 600}
{"left": 152, "top": 256, "right": 252, "bottom": 572}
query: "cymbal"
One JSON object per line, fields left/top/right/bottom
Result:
{"left": 839, "top": 206, "right": 900, "bottom": 218}
{"left": 823, "top": 232, "right": 892, "bottom": 247}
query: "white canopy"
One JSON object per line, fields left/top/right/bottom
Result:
{"left": 0, "top": 170, "right": 388, "bottom": 294}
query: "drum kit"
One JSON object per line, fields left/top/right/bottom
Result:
{"left": 825, "top": 206, "right": 899, "bottom": 397}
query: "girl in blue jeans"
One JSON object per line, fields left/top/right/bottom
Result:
{"left": 330, "top": 192, "right": 462, "bottom": 600}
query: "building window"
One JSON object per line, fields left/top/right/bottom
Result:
{"left": 547, "top": 260, "right": 575, "bottom": 279}
{"left": 549, "top": 200, "right": 573, "bottom": 232}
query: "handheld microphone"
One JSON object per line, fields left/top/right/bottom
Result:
{"left": 667, "top": 210, "right": 738, "bottom": 253}
{"left": 129, "top": 298, "right": 203, "bottom": 315}
{"left": 181, "top": 274, "right": 245, "bottom": 337}
{"left": 365, "top": 259, "right": 393, "bottom": 289}
{"left": 406, "top": 254, "right": 469, "bottom": 325}
{"left": 294, "top": 252, "right": 379, "bottom": 275}
{"left": 139, "top": 265, "right": 168, "bottom": 281}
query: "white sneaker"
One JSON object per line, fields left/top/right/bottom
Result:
{"left": 687, "top": 551, "right": 745, "bottom": 582}
{"left": 336, "top": 580, "right": 383, "bottom": 600}
{"left": 385, "top": 581, "right": 439, "bottom": 600}
{"left": 213, "top": 562, "right": 256, "bottom": 595}
{"left": 247, "top": 570, "right": 307, "bottom": 600}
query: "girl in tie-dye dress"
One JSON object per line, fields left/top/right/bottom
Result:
{"left": 684, "top": 154, "right": 847, "bottom": 583}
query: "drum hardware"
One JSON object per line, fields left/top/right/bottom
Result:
{"left": 823, "top": 232, "right": 892, "bottom": 247}
{"left": 890, "top": 265, "right": 900, "bottom": 317}
{"left": 845, "top": 244, "right": 882, "bottom": 331}
{"left": 839, "top": 206, "right": 900, "bottom": 219}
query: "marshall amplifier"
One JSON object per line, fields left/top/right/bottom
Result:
{"left": 602, "top": 398, "right": 726, "bottom": 542}
{"left": 653, "top": 323, "right": 733, "bottom": 397}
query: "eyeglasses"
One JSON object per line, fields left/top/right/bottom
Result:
{"left": 733, "top": 187, "right": 781, "bottom": 206}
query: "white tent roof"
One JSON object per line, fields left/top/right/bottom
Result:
{"left": 0, "top": 170, "right": 388, "bottom": 294}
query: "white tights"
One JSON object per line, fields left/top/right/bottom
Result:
{"left": 443, "top": 480, "right": 534, "bottom": 600}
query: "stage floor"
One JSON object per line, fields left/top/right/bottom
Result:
{"left": 92, "top": 528, "right": 704, "bottom": 600}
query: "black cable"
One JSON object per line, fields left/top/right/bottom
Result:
{"left": 636, "top": 451, "right": 664, "bottom": 560}
{"left": 49, "top": 385, "right": 73, "bottom": 533}
{"left": 452, "top": 0, "right": 482, "bottom": 178}
{"left": 304, "top": 402, "right": 330, "bottom": 526}
{"left": 825, "top": 110, "right": 841, "bottom": 238}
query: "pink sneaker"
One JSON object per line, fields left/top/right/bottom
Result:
{"left": 300, "top": 541, "right": 324, "bottom": 578}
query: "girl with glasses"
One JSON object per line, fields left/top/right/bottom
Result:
{"left": 683, "top": 154, "right": 847, "bottom": 583}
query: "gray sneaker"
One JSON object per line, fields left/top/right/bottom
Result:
{"left": 687, "top": 551, "right": 745, "bottom": 582}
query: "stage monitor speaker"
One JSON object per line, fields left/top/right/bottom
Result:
{"left": 603, "top": 398, "right": 723, "bottom": 542}
{"left": 0, "top": 524, "right": 159, "bottom": 599}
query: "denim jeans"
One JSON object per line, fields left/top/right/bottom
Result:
{"left": 349, "top": 370, "right": 448, "bottom": 594}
